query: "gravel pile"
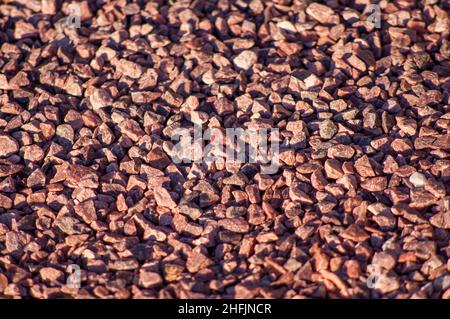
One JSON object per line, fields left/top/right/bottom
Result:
{"left": 0, "top": 0, "right": 449, "bottom": 299}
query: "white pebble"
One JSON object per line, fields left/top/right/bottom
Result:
{"left": 233, "top": 50, "right": 258, "bottom": 71}
{"left": 409, "top": 172, "right": 427, "bottom": 188}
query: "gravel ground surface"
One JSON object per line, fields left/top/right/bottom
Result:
{"left": 0, "top": 0, "right": 449, "bottom": 299}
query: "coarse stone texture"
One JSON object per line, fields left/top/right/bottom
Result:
{"left": 0, "top": 0, "right": 449, "bottom": 301}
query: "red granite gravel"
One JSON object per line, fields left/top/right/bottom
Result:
{"left": 0, "top": 0, "right": 449, "bottom": 299}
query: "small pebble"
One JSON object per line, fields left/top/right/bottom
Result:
{"left": 409, "top": 172, "right": 427, "bottom": 188}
